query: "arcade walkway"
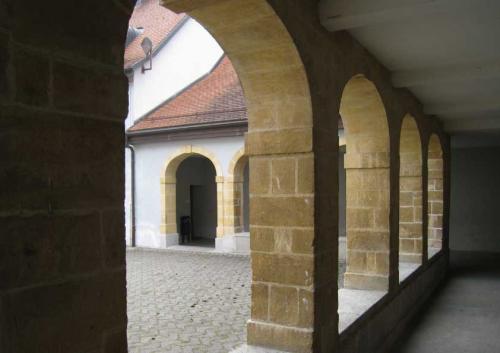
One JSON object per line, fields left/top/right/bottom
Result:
{"left": 394, "top": 258, "right": 500, "bottom": 353}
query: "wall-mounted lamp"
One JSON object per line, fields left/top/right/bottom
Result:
{"left": 141, "top": 37, "right": 153, "bottom": 73}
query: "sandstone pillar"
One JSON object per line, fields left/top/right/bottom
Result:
{"left": 343, "top": 152, "right": 390, "bottom": 290}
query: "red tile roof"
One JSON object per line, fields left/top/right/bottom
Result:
{"left": 129, "top": 56, "right": 247, "bottom": 132}
{"left": 124, "top": 0, "right": 186, "bottom": 68}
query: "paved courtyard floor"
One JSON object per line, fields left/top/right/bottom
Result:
{"left": 127, "top": 248, "right": 251, "bottom": 353}
{"left": 126, "top": 247, "right": 351, "bottom": 353}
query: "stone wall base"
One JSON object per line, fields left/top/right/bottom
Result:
{"left": 216, "top": 233, "right": 250, "bottom": 254}
{"left": 136, "top": 233, "right": 179, "bottom": 248}
{"left": 400, "top": 253, "right": 422, "bottom": 263}
{"left": 339, "top": 253, "right": 448, "bottom": 353}
{"left": 230, "top": 344, "right": 292, "bottom": 353}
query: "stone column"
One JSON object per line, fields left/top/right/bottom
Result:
{"left": 248, "top": 151, "right": 320, "bottom": 352}
{"left": 216, "top": 176, "right": 225, "bottom": 237}
{"left": 399, "top": 168, "right": 423, "bottom": 264}
{"left": 427, "top": 152, "right": 444, "bottom": 250}
{"left": 344, "top": 152, "right": 391, "bottom": 291}
{"left": 162, "top": 0, "right": 338, "bottom": 351}
{"left": 160, "top": 177, "right": 178, "bottom": 235}
{"left": 223, "top": 175, "right": 244, "bottom": 235}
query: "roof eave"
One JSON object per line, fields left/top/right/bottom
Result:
{"left": 126, "top": 119, "right": 248, "bottom": 137}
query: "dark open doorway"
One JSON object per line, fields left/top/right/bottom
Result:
{"left": 190, "top": 184, "right": 217, "bottom": 246}
{"left": 177, "top": 155, "right": 217, "bottom": 247}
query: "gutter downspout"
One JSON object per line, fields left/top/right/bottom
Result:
{"left": 125, "top": 141, "right": 136, "bottom": 247}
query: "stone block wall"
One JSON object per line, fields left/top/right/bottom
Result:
{"left": 399, "top": 116, "right": 423, "bottom": 263}
{"left": 0, "top": 1, "right": 132, "bottom": 352}
{"left": 428, "top": 135, "right": 445, "bottom": 252}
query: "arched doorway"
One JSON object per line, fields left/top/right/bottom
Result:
{"left": 176, "top": 155, "right": 217, "bottom": 245}
{"left": 161, "top": 146, "right": 223, "bottom": 246}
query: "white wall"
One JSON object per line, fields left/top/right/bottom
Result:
{"left": 130, "top": 135, "right": 244, "bottom": 248}
{"left": 125, "top": 148, "right": 132, "bottom": 246}
{"left": 126, "top": 18, "right": 224, "bottom": 127}
{"left": 124, "top": 16, "right": 228, "bottom": 246}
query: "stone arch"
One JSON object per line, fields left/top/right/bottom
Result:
{"left": 225, "top": 147, "right": 249, "bottom": 234}
{"left": 340, "top": 74, "right": 391, "bottom": 291}
{"left": 163, "top": 145, "right": 223, "bottom": 180}
{"left": 161, "top": 1, "right": 316, "bottom": 349}
{"left": 399, "top": 115, "right": 423, "bottom": 270}
{"left": 160, "top": 145, "right": 224, "bottom": 240}
{"left": 427, "top": 134, "right": 444, "bottom": 258}
{"left": 162, "top": 0, "right": 312, "bottom": 134}
{"left": 228, "top": 146, "right": 247, "bottom": 180}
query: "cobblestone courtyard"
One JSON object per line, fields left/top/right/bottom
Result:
{"left": 126, "top": 249, "right": 251, "bottom": 353}
{"left": 126, "top": 247, "right": 347, "bottom": 353}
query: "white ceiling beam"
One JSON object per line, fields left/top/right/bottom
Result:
{"left": 320, "top": 0, "right": 475, "bottom": 32}
{"left": 392, "top": 61, "right": 500, "bottom": 87}
{"left": 424, "top": 101, "right": 500, "bottom": 115}
{"left": 444, "top": 117, "right": 500, "bottom": 133}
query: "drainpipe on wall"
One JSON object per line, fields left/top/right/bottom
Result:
{"left": 125, "top": 141, "right": 136, "bottom": 247}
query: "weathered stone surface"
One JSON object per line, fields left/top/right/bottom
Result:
{"left": 250, "top": 227, "right": 275, "bottom": 252}
{"left": 252, "top": 253, "right": 314, "bottom": 287}
{"left": 3, "top": 271, "right": 126, "bottom": 353}
{"left": 0, "top": 107, "right": 124, "bottom": 212}
{"left": 104, "top": 329, "right": 128, "bottom": 353}
{"left": 0, "top": 213, "right": 102, "bottom": 290}
{"left": 247, "top": 320, "right": 312, "bottom": 353}
{"left": 252, "top": 283, "right": 269, "bottom": 321}
{"left": 297, "top": 155, "right": 314, "bottom": 194}
{"left": 251, "top": 196, "right": 314, "bottom": 227}
{"left": 53, "top": 61, "right": 128, "bottom": 119}
{"left": 102, "top": 210, "right": 126, "bottom": 269}
{"left": 249, "top": 158, "right": 271, "bottom": 195}
{"left": 0, "top": 31, "right": 10, "bottom": 100}
{"left": 8, "top": 0, "right": 131, "bottom": 65}
{"left": 13, "top": 47, "right": 49, "bottom": 106}
{"left": 269, "top": 286, "right": 299, "bottom": 325}
{"left": 246, "top": 128, "right": 313, "bottom": 156}
{"left": 271, "top": 158, "right": 296, "bottom": 194}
